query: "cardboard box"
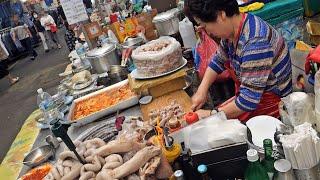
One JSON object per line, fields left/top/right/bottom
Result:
{"left": 136, "top": 13, "right": 153, "bottom": 27}
{"left": 145, "top": 26, "right": 158, "bottom": 40}
{"left": 110, "top": 17, "right": 139, "bottom": 43}
{"left": 128, "top": 69, "right": 186, "bottom": 97}
{"left": 136, "top": 12, "right": 158, "bottom": 41}
{"left": 306, "top": 21, "right": 320, "bottom": 45}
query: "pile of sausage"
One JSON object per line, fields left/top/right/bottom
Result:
{"left": 149, "top": 100, "right": 185, "bottom": 127}
{"left": 44, "top": 138, "right": 166, "bottom": 180}
{"left": 139, "top": 41, "right": 170, "bottom": 53}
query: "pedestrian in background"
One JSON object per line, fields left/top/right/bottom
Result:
{"left": 40, "top": 10, "right": 61, "bottom": 49}
{"left": 64, "top": 22, "right": 79, "bottom": 52}
{"left": 11, "top": 15, "right": 38, "bottom": 61}
{"left": 32, "top": 11, "right": 49, "bottom": 52}
{"left": 0, "top": 60, "right": 19, "bottom": 86}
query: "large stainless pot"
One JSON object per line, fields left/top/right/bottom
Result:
{"left": 153, "top": 8, "right": 179, "bottom": 36}
{"left": 86, "top": 44, "right": 120, "bottom": 73}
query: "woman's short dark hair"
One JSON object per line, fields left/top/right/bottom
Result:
{"left": 185, "top": 0, "right": 239, "bottom": 23}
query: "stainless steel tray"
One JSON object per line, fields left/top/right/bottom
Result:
{"left": 67, "top": 79, "right": 139, "bottom": 127}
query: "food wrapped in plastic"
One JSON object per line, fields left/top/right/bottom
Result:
{"left": 182, "top": 112, "right": 247, "bottom": 153}
{"left": 132, "top": 36, "right": 183, "bottom": 77}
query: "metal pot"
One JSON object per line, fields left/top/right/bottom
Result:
{"left": 109, "top": 65, "right": 129, "bottom": 84}
{"left": 153, "top": 8, "right": 179, "bottom": 36}
{"left": 86, "top": 44, "right": 120, "bottom": 73}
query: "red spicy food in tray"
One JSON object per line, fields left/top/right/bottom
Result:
{"left": 20, "top": 163, "right": 52, "bottom": 180}
{"left": 73, "top": 85, "right": 135, "bottom": 121}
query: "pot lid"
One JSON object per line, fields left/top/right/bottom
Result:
{"left": 153, "top": 8, "right": 179, "bottom": 23}
{"left": 86, "top": 44, "right": 116, "bottom": 57}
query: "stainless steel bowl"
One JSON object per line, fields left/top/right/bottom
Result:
{"left": 121, "top": 37, "right": 144, "bottom": 49}
{"left": 23, "top": 145, "right": 55, "bottom": 167}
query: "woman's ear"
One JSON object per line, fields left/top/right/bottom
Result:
{"left": 217, "top": 11, "right": 227, "bottom": 23}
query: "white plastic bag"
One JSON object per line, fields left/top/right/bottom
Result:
{"left": 207, "top": 120, "right": 247, "bottom": 149}
{"left": 179, "top": 17, "right": 197, "bottom": 48}
{"left": 184, "top": 112, "right": 247, "bottom": 153}
{"left": 132, "top": 36, "right": 181, "bottom": 61}
{"left": 281, "top": 92, "right": 316, "bottom": 127}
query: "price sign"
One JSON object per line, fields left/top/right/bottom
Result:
{"left": 60, "top": 0, "right": 89, "bottom": 25}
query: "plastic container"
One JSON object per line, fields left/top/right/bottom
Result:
{"left": 273, "top": 159, "right": 296, "bottom": 180}
{"left": 179, "top": 17, "right": 197, "bottom": 48}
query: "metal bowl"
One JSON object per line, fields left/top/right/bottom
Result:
{"left": 121, "top": 37, "right": 144, "bottom": 49}
{"left": 23, "top": 145, "right": 55, "bottom": 167}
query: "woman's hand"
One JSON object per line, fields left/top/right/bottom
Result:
{"left": 191, "top": 89, "right": 208, "bottom": 111}
{"left": 192, "top": 68, "right": 219, "bottom": 111}
{"left": 195, "top": 109, "right": 211, "bottom": 119}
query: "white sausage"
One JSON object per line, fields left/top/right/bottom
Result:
{"left": 59, "top": 151, "right": 78, "bottom": 161}
{"left": 64, "top": 167, "right": 71, "bottom": 175}
{"left": 62, "top": 160, "right": 73, "bottom": 167}
{"left": 103, "top": 161, "right": 123, "bottom": 169}
{"left": 82, "top": 156, "right": 101, "bottom": 172}
{"left": 94, "top": 140, "right": 145, "bottom": 157}
{"left": 110, "top": 146, "right": 161, "bottom": 179}
{"left": 84, "top": 148, "right": 95, "bottom": 158}
{"left": 85, "top": 138, "right": 106, "bottom": 149}
{"left": 79, "top": 171, "right": 95, "bottom": 180}
{"left": 61, "top": 162, "right": 82, "bottom": 180}
{"left": 56, "top": 163, "right": 64, "bottom": 177}
{"left": 51, "top": 166, "right": 62, "bottom": 180}
{"left": 98, "top": 156, "right": 106, "bottom": 165}
{"left": 105, "top": 154, "right": 123, "bottom": 164}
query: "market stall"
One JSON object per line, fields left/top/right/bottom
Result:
{"left": 2, "top": 0, "right": 320, "bottom": 179}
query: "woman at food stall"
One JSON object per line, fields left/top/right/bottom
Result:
{"left": 185, "top": 0, "right": 293, "bottom": 121}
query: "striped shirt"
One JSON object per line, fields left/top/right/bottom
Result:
{"left": 209, "top": 13, "right": 292, "bottom": 112}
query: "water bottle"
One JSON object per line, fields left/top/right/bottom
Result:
{"left": 197, "top": 164, "right": 212, "bottom": 180}
{"left": 75, "top": 41, "right": 91, "bottom": 67}
{"left": 37, "top": 88, "right": 53, "bottom": 111}
{"left": 75, "top": 41, "right": 86, "bottom": 59}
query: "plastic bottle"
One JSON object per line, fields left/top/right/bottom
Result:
{"left": 75, "top": 41, "right": 91, "bottom": 67}
{"left": 179, "top": 17, "right": 197, "bottom": 48}
{"left": 244, "top": 149, "right": 269, "bottom": 180}
{"left": 37, "top": 88, "right": 53, "bottom": 111}
{"left": 75, "top": 41, "right": 86, "bottom": 59}
{"left": 197, "top": 164, "right": 212, "bottom": 180}
{"left": 173, "top": 170, "right": 185, "bottom": 180}
{"left": 261, "top": 139, "right": 275, "bottom": 180}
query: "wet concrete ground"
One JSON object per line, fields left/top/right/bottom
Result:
{"left": 0, "top": 32, "right": 69, "bottom": 162}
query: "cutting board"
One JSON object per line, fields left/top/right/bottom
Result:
{"left": 141, "top": 90, "right": 192, "bottom": 121}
